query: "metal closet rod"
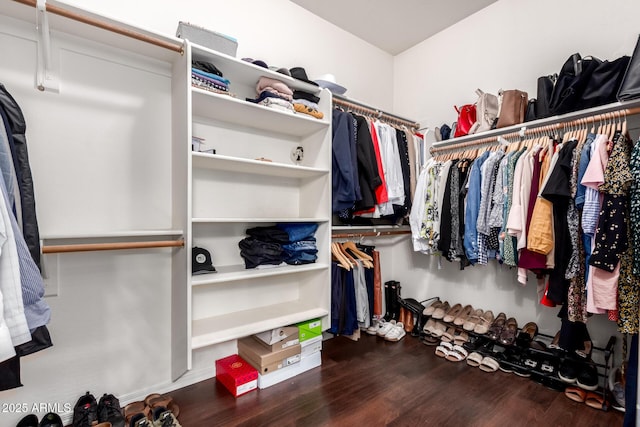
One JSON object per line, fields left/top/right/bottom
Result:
{"left": 14, "top": 0, "right": 184, "bottom": 53}
{"left": 332, "top": 95, "right": 421, "bottom": 130}
{"left": 430, "top": 105, "right": 640, "bottom": 154}
{"left": 42, "top": 239, "right": 184, "bottom": 254}
{"left": 332, "top": 230, "right": 411, "bottom": 239}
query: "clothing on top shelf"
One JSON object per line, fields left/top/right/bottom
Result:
{"left": 239, "top": 223, "right": 319, "bottom": 269}
{"left": 418, "top": 128, "right": 640, "bottom": 335}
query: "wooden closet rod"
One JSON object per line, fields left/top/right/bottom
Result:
{"left": 14, "top": 0, "right": 184, "bottom": 53}
{"left": 332, "top": 95, "right": 420, "bottom": 130}
{"left": 332, "top": 230, "right": 411, "bottom": 239}
{"left": 431, "top": 105, "right": 640, "bottom": 154}
{"left": 43, "top": 239, "right": 184, "bottom": 254}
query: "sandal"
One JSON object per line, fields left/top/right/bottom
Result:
{"left": 441, "top": 326, "right": 457, "bottom": 342}
{"left": 145, "top": 393, "right": 180, "bottom": 419}
{"left": 124, "top": 401, "right": 150, "bottom": 425}
{"left": 479, "top": 356, "right": 500, "bottom": 373}
{"left": 435, "top": 341, "right": 453, "bottom": 358}
{"left": 453, "top": 330, "right": 469, "bottom": 346}
{"left": 498, "top": 317, "right": 518, "bottom": 346}
{"left": 487, "top": 312, "right": 506, "bottom": 339}
{"left": 445, "top": 345, "right": 468, "bottom": 362}
{"left": 422, "top": 318, "right": 437, "bottom": 335}
{"left": 565, "top": 386, "right": 587, "bottom": 403}
{"left": 466, "top": 351, "right": 484, "bottom": 367}
{"left": 585, "top": 391, "right": 607, "bottom": 410}
{"left": 431, "top": 321, "right": 447, "bottom": 338}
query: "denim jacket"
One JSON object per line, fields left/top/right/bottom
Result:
{"left": 463, "top": 151, "right": 490, "bottom": 264}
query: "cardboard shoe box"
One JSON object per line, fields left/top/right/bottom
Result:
{"left": 254, "top": 326, "right": 299, "bottom": 346}
{"left": 300, "top": 334, "right": 322, "bottom": 359}
{"left": 238, "top": 336, "right": 301, "bottom": 375}
{"left": 215, "top": 354, "right": 258, "bottom": 397}
{"left": 253, "top": 327, "right": 299, "bottom": 352}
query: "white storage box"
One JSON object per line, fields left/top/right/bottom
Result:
{"left": 257, "top": 350, "right": 321, "bottom": 389}
{"left": 176, "top": 21, "right": 238, "bottom": 57}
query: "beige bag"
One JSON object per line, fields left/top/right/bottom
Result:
{"left": 469, "top": 89, "right": 499, "bottom": 134}
{"left": 496, "top": 89, "right": 528, "bottom": 129}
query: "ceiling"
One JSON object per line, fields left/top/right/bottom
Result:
{"left": 290, "top": 0, "right": 498, "bottom": 55}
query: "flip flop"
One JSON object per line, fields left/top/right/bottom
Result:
{"left": 585, "top": 391, "right": 606, "bottom": 410}
{"left": 479, "top": 356, "right": 499, "bottom": 373}
{"left": 445, "top": 345, "right": 468, "bottom": 362}
{"left": 565, "top": 386, "right": 587, "bottom": 403}
{"left": 466, "top": 351, "right": 483, "bottom": 367}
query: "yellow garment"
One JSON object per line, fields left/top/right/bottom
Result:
{"left": 293, "top": 103, "right": 324, "bottom": 119}
{"left": 527, "top": 143, "right": 554, "bottom": 255}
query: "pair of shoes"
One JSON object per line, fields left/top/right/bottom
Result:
{"left": 376, "top": 319, "right": 396, "bottom": 337}
{"left": 73, "top": 392, "right": 125, "bottom": 427}
{"left": 462, "top": 308, "right": 483, "bottom": 331}
{"left": 422, "top": 299, "right": 442, "bottom": 316}
{"left": 16, "top": 413, "right": 63, "bottom": 427}
{"left": 608, "top": 365, "right": 626, "bottom": 412}
{"left": 384, "top": 322, "right": 406, "bottom": 342}
{"left": 498, "top": 317, "right": 518, "bottom": 346}
{"left": 431, "top": 301, "right": 450, "bottom": 319}
{"left": 125, "top": 394, "right": 180, "bottom": 427}
{"left": 564, "top": 387, "right": 609, "bottom": 410}
{"left": 559, "top": 357, "right": 598, "bottom": 391}
{"left": 442, "top": 303, "right": 464, "bottom": 323}
{"left": 472, "top": 310, "right": 495, "bottom": 334}
{"left": 452, "top": 304, "right": 474, "bottom": 326}
{"left": 399, "top": 307, "right": 414, "bottom": 333}
{"left": 486, "top": 312, "right": 507, "bottom": 340}
{"left": 434, "top": 341, "right": 466, "bottom": 361}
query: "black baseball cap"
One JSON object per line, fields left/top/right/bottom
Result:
{"left": 192, "top": 246, "right": 216, "bottom": 275}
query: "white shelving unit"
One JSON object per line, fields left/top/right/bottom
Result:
{"left": 171, "top": 41, "right": 332, "bottom": 379}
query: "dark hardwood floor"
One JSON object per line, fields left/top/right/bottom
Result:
{"left": 169, "top": 333, "right": 625, "bottom": 426}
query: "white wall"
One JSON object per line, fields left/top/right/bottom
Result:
{"left": 0, "top": 1, "right": 393, "bottom": 425}
{"left": 393, "top": 0, "right": 640, "bottom": 354}
{"left": 64, "top": 0, "right": 395, "bottom": 111}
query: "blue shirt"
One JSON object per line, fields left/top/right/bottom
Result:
{"left": 464, "top": 151, "right": 490, "bottom": 264}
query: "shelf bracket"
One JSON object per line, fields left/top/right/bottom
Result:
{"left": 35, "top": 0, "right": 60, "bottom": 93}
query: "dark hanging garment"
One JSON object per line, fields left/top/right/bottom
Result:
{"left": 438, "top": 160, "right": 456, "bottom": 259}
{"left": 353, "top": 115, "right": 381, "bottom": 211}
{"left": 0, "top": 84, "right": 41, "bottom": 270}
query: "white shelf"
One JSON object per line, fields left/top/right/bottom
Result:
{"left": 192, "top": 152, "right": 329, "bottom": 178}
{"left": 191, "top": 87, "right": 329, "bottom": 137}
{"left": 191, "top": 302, "right": 328, "bottom": 349}
{"left": 41, "top": 230, "right": 183, "bottom": 240}
{"left": 192, "top": 262, "right": 329, "bottom": 286}
{"left": 190, "top": 43, "right": 322, "bottom": 95}
{"left": 192, "top": 217, "right": 330, "bottom": 223}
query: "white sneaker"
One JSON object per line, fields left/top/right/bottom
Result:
{"left": 385, "top": 322, "right": 406, "bottom": 341}
{"left": 376, "top": 320, "right": 396, "bottom": 337}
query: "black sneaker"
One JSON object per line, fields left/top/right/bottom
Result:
{"left": 558, "top": 358, "right": 579, "bottom": 384}
{"left": 98, "top": 393, "right": 125, "bottom": 427}
{"left": 577, "top": 363, "right": 599, "bottom": 391}
{"left": 38, "top": 413, "right": 63, "bottom": 427}
{"left": 72, "top": 391, "right": 98, "bottom": 427}
{"left": 16, "top": 414, "right": 38, "bottom": 427}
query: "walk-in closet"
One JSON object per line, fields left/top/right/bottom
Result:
{"left": 0, "top": 0, "right": 639, "bottom": 426}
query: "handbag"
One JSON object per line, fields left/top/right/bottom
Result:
{"left": 524, "top": 99, "right": 537, "bottom": 122}
{"left": 496, "top": 90, "right": 528, "bottom": 128}
{"left": 549, "top": 53, "right": 602, "bottom": 115}
{"left": 453, "top": 104, "right": 476, "bottom": 138}
{"left": 581, "top": 55, "right": 630, "bottom": 108}
{"left": 469, "top": 89, "right": 498, "bottom": 134}
{"left": 535, "top": 74, "right": 557, "bottom": 119}
{"left": 618, "top": 35, "right": 640, "bottom": 101}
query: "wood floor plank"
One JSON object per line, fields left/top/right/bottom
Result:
{"left": 167, "top": 333, "right": 625, "bottom": 426}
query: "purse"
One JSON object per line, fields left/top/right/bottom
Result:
{"left": 496, "top": 90, "right": 528, "bottom": 128}
{"left": 618, "top": 35, "right": 640, "bottom": 101}
{"left": 581, "top": 55, "right": 630, "bottom": 108}
{"left": 535, "top": 74, "right": 557, "bottom": 119}
{"left": 453, "top": 104, "right": 476, "bottom": 138}
{"left": 469, "top": 89, "right": 498, "bottom": 134}
{"left": 549, "top": 53, "right": 601, "bottom": 115}
{"left": 524, "top": 99, "right": 537, "bottom": 122}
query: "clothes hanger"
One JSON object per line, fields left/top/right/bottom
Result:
{"left": 341, "top": 241, "right": 373, "bottom": 262}
{"left": 331, "top": 242, "right": 352, "bottom": 270}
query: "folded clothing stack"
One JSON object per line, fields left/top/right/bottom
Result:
{"left": 292, "top": 90, "right": 323, "bottom": 119}
{"left": 246, "top": 77, "right": 295, "bottom": 113}
{"left": 239, "top": 223, "right": 318, "bottom": 269}
{"left": 192, "top": 60, "right": 230, "bottom": 95}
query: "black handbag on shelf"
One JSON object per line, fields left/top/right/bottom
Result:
{"left": 581, "top": 55, "right": 630, "bottom": 108}
{"left": 549, "top": 53, "right": 602, "bottom": 116}
{"left": 535, "top": 74, "right": 557, "bottom": 119}
{"left": 618, "top": 35, "right": 640, "bottom": 101}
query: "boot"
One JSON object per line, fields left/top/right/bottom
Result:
{"left": 383, "top": 281, "right": 392, "bottom": 321}
{"left": 388, "top": 281, "right": 401, "bottom": 321}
